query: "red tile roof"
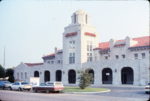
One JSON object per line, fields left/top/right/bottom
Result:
{"left": 94, "top": 36, "right": 150, "bottom": 50}
{"left": 85, "top": 32, "right": 96, "bottom": 37}
{"left": 42, "top": 53, "right": 55, "bottom": 58}
{"left": 25, "top": 63, "right": 43, "bottom": 67}
{"left": 65, "top": 32, "right": 77, "bottom": 37}
{"left": 99, "top": 42, "right": 110, "bottom": 49}
{"left": 131, "top": 36, "right": 150, "bottom": 47}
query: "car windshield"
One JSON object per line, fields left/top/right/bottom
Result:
{"left": 40, "top": 83, "right": 46, "bottom": 86}
{"left": 46, "top": 83, "right": 53, "bottom": 86}
{"left": 21, "top": 82, "right": 29, "bottom": 85}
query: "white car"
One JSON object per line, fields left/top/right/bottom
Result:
{"left": 10, "top": 81, "right": 32, "bottom": 91}
{"left": 145, "top": 83, "right": 150, "bottom": 94}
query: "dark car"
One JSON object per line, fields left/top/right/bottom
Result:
{"left": 32, "top": 82, "right": 64, "bottom": 93}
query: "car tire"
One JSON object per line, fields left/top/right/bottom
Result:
{"left": 46, "top": 90, "right": 49, "bottom": 93}
{"left": 9, "top": 87, "right": 12, "bottom": 90}
{"left": 33, "top": 89, "right": 37, "bottom": 93}
{"left": 19, "top": 88, "right": 22, "bottom": 91}
{"left": 2, "top": 86, "right": 5, "bottom": 90}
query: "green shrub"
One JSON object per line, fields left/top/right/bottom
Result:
{"left": 78, "top": 71, "right": 92, "bottom": 89}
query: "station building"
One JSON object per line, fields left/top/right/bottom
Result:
{"left": 14, "top": 10, "right": 150, "bottom": 86}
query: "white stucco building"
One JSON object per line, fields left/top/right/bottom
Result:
{"left": 14, "top": 10, "right": 150, "bottom": 86}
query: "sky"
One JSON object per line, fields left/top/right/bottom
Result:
{"left": 0, "top": 0, "right": 149, "bottom": 68}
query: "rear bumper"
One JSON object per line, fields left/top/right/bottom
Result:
{"left": 145, "top": 88, "right": 150, "bottom": 93}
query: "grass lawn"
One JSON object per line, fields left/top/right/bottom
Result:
{"left": 63, "top": 86, "right": 109, "bottom": 93}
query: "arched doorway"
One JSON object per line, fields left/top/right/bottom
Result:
{"left": 86, "top": 69, "right": 94, "bottom": 84}
{"left": 34, "top": 71, "right": 39, "bottom": 77}
{"left": 102, "top": 68, "right": 113, "bottom": 84}
{"left": 121, "top": 67, "right": 134, "bottom": 84}
{"left": 56, "top": 70, "right": 62, "bottom": 81}
{"left": 44, "top": 71, "right": 50, "bottom": 82}
{"left": 68, "top": 69, "right": 76, "bottom": 84}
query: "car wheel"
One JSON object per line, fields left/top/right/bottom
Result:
{"left": 19, "top": 88, "right": 22, "bottom": 91}
{"left": 2, "top": 86, "right": 5, "bottom": 90}
{"left": 33, "top": 89, "right": 37, "bottom": 93}
{"left": 46, "top": 90, "right": 49, "bottom": 93}
{"left": 9, "top": 87, "right": 12, "bottom": 90}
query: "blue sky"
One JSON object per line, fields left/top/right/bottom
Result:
{"left": 0, "top": 0, "right": 149, "bottom": 68}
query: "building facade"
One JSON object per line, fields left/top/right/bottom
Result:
{"left": 14, "top": 10, "right": 150, "bottom": 86}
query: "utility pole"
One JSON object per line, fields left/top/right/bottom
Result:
{"left": 3, "top": 47, "right": 5, "bottom": 69}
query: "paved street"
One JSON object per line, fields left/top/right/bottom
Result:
{"left": 0, "top": 86, "right": 149, "bottom": 101}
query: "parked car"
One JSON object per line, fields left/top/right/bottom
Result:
{"left": 32, "top": 82, "right": 64, "bottom": 93}
{"left": 10, "top": 81, "right": 32, "bottom": 91}
{"left": 145, "top": 83, "right": 150, "bottom": 94}
{"left": 0, "top": 80, "right": 12, "bottom": 89}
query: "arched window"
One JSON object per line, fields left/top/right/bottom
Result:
{"left": 56, "top": 70, "right": 62, "bottom": 81}
{"left": 102, "top": 68, "right": 113, "bottom": 84}
{"left": 68, "top": 69, "right": 76, "bottom": 84}
{"left": 34, "top": 71, "right": 39, "bottom": 77}
{"left": 121, "top": 67, "right": 134, "bottom": 84}
{"left": 44, "top": 71, "right": 50, "bottom": 82}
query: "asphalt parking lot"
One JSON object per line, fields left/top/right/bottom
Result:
{"left": 0, "top": 86, "right": 149, "bottom": 101}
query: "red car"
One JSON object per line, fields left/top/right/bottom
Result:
{"left": 32, "top": 82, "right": 64, "bottom": 93}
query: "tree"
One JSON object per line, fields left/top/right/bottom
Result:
{"left": 78, "top": 70, "right": 92, "bottom": 89}
{"left": 5, "top": 68, "right": 15, "bottom": 83}
{"left": 0, "top": 65, "right": 5, "bottom": 78}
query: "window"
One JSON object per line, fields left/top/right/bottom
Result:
{"left": 134, "top": 53, "right": 138, "bottom": 59}
{"left": 87, "top": 41, "right": 93, "bottom": 62}
{"left": 122, "top": 54, "right": 125, "bottom": 59}
{"left": 105, "top": 56, "right": 108, "bottom": 60}
{"left": 72, "top": 41, "right": 75, "bottom": 44}
{"left": 25, "top": 72, "right": 27, "bottom": 79}
{"left": 74, "top": 14, "right": 76, "bottom": 24}
{"left": 69, "top": 40, "right": 75, "bottom": 49}
{"left": 87, "top": 53, "right": 92, "bottom": 62}
{"left": 57, "top": 60, "right": 61, "bottom": 64}
{"left": 116, "top": 55, "right": 119, "bottom": 59}
{"left": 21, "top": 72, "right": 23, "bottom": 79}
{"left": 51, "top": 61, "right": 54, "bottom": 64}
{"left": 86, "top": 14, "right": 88, "bottom": 24}
{"left": 17, "top": 73, "right": 19, "bottom": 80}
{"left": 141, "top": 53, "right": 145, "bottom": 59}
{"left": 47, "top": 61, "right": 50, "bottom": 64}
{"left": 87, "top": 41, "right": 92, "bottom": 52}
{"left": 69, "top": 53, "right": 75, "bottom": 64}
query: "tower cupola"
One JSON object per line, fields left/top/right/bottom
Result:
{"left": 71, "top": 9, "right": 89, "bottom": 25}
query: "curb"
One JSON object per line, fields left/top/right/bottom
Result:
{"left": 65, "top": 89, "right": 111, "bottom": 94}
